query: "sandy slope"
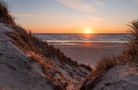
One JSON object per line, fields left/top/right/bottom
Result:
{"left": 56, "top": 43, "right": 124, "bottom": 66}
{"left": 81, "top": 62, "right": 138, "bottom": 90}
{"left": 0, "top": 23, "right": 55, "bottom": 90}
{"left": 0, "top": 23, "right": 91, "bottom": 90}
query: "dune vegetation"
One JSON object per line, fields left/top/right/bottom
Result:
{"left": 0, "top": 1, "right": 92, "bottom": 90}
{"left": 0, "top": 1, "right": 15, "bottom": 24}
{"left": 80, "top": 20, "right": 138, "bottom": 90}
{"left": 0, "top": 0, "right": 138, "bottom": 90}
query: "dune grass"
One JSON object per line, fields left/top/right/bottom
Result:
{"left": 81, "top": 19, "right": 138, "bottom": 90}
{"left": 0, "top": 0, "right": 15, "bottom": 24}
{"left": 0, "top": 1, "right": 92, "bottom": 89}
{"left": 128, "top": 20, "right": 138, "bottom": 63}
{"left": 80, "top": 57, "right": 117, "bottom": 90}
{"left": 93, "top": 19, "right": 138, "bottom": 76}
{"left": 93, "top": 57, "right": 116, "bottom": 76}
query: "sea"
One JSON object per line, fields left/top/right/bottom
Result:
{"left": 34, "top": 33, "right": 130, "bottom": 66}
{"left": 34, "top": 33, "right": 130, "bottom": 46}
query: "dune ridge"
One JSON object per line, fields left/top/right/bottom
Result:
{"left": 0, "top": 0, "right": 138, "bottom": 90}
{"left": 0, "top": 1, "right": 91, "bottom": 90}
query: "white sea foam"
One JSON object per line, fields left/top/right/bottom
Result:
{"left": 35, "top": 34, "right": 130, "bottom": 45}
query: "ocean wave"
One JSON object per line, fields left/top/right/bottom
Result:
{"left": 46, "top": 40, "right": 128, "bottom": 46}
{"left": 35, "top": 34, "right": 130, "bottom": 46}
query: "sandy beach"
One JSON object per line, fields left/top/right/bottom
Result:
{"left": 56, "top": 42, "right": 126, "bottom": 67}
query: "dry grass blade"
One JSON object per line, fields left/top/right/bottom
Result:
{"left": 0, "top": 0, "right": 15, "bottom": 24}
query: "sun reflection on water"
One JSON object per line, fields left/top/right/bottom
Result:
{"left": 80, "top": 33, "right": 95, "bottom": 46}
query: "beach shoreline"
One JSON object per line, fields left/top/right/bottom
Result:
{"left": 55, "top": 42, "right": 126, "bottom": 67}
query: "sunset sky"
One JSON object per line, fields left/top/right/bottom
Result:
{"left": 4, "top": 0, "right": 138, "bottom": 33}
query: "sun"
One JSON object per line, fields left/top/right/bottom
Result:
{"left": 83, "top": 28, "right": 94, "bottom": 34}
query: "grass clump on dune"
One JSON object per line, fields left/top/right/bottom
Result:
{"left": 0, "top": 0, "right": 15, "bottom": 24}
{"left": 80, "top": 57, "right": 117, "bottom": 90}
{"left": 81, "top": 19, "right": 138, "bottom": 90}
{"left": 93, "top": 57, "right": 116, "bottom": 76}
{"left": 93, "top": 19, "right": 138, "bottom": 75}
{"left": 127, "top": 20, "right": 138, "bottom": 63}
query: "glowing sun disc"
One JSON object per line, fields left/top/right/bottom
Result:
{"left": 84, "top": 28, "right": 94, "bottom": 34}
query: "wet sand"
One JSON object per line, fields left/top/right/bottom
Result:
{"left": 55, "top": 42, "right": 126, "bottom": 66}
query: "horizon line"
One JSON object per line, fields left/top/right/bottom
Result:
{"left": 33, "top": 32, "right": 129, "bottom": 35}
